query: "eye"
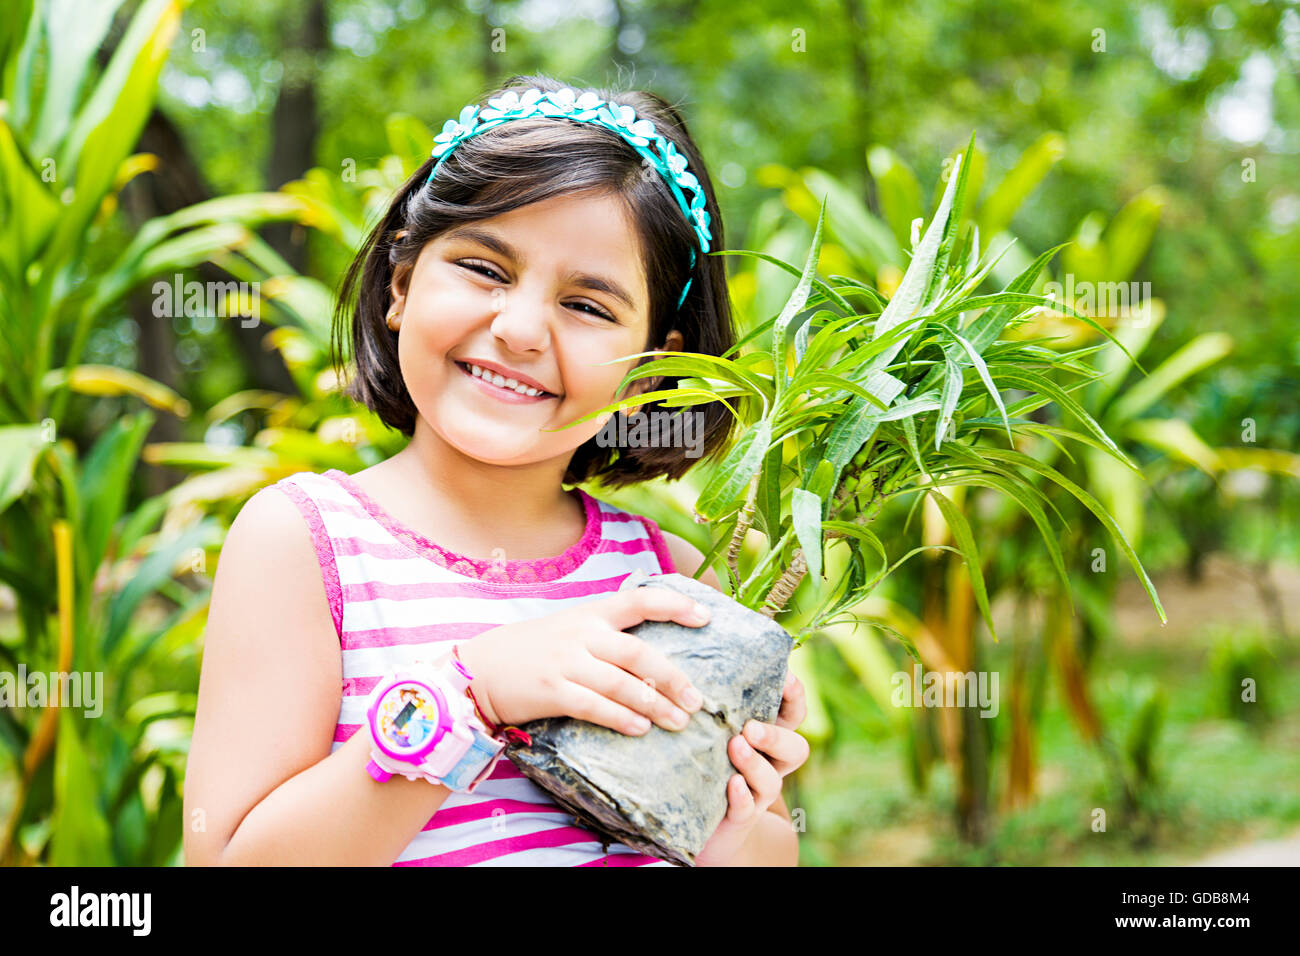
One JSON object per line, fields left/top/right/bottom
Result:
{"left": 458, "top": 260, "right": 617, "bottom": 322}
{"left": 568, "top": 301, "right": 617, "bottom": 322}
{"left": 457, "top": 260, "right": 505, "bottom": 282}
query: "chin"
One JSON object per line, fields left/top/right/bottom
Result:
{"left": 435, "top": 423, "right": 542, "bottom": 464}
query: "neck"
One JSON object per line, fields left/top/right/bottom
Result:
{"left": 393, "top": 418, "right": 579, "bottom": 530}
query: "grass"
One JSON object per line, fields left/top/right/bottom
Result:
{"left": 788, "top": 621, "right": 1300, "bottom": 866}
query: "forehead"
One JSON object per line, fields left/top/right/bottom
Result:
{"left": 436, "top": 191, "right": 648, "bottom": 314}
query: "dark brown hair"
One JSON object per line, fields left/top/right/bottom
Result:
{"left": 331, "top": 73, "right": 737, "bottom": 489}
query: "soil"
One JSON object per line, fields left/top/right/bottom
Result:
{"left": 1110, "top": 553, "right": 1299, "bottom": 646}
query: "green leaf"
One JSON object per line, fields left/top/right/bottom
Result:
{"left": 820, "top": 371, "right": 907, "bottom": 489}
{"left": 869, "top": 146, "right": 967, "bottom": 369}
{"left": 1106, "top": 332, "right": 1233, "bottom": 426}
{"left": 104, "top": 517, "right": 221, "bottom": 656}
{"left": 30, "top": 0, "right": 129, "bottom": 158}
{"left": 939, "top": 236, "right": 1018, "bottom": 310}
{"left": 900, "top": 415, "right": 926, "bottom": 477}
{"left": 42, "top": 0, "right": 182, "bottom": 275}
{"left": 1124, "top": 418, "right": 1221, "bottom": 475}
{"left": 827, "top": 274, "right": 889, "bottom": 312}
{"left": 713, "top": 249, "right": 855, "bottom": 316}
{"left": 614, "top": 352, "right": 772, "bottom": 410}
{"left": 773, "top": 197, "right": 828, "bottom": 402}
{"left": 384, "top": 113, "right": 435, "bottom": 172}
{"left": 800, "top": 168, "right": 901, "bottom": 273}
{"left": 805, "top": 458, "right": 836, "bottom": 501}
{"left": 821, "top": 520, "right": 888, "bottom": 566}
{"left": 78, "top": 412, "right": 155, "bottom": 580}
{"left": 941, "top": 329, "right": 1011, "bottom": 443}
{"left": 756, "top": 440, "right": 784, "bottom": 541}
{"left": 941, "top": 469, "right": 1070, "bottom": 604}
{"left": 927, "top": 132, "right": 977, "bottom": 303}
{"left": 936, "top": 355, "right": 963, "bottom": 449}
{"left": 696, "top": 419, "right": 772, "bottom": 521}
{"left": 0, "top": 119, "right": 61, "bottom": 279}
{"left": 1090, "top": 306, "right": 1166, "bottom": 409}
{"left": 49, "top": 711, "right": 114, "bottom": 866}
{"left": 798, "top": 311, "right": 868, "bottom": 373}
{"left": 977, "top": 132, "right": 1066, "bottom": 239}
{"left": 964, "top": 243, "right": 1067, "bottom": 353}
{"left": 977, "top": 446, "right": 1166, "bottom": 624}
{"left": 1103, "top": 186, "right": 1166, "bottom": 283}
{"left": 543, "top": 388, "right": 741, "bottom": 431}
{"left": 873, "top": 391, "right": 943, "bottom": 423}
{"left": 791, "top": 488, "right": 823, "bottom": 584}
{"left": 927, "top": 489, "right": 997, "bottom": 642}
{"left": 868, "top": 145, "right": 924, "bottom": 251}
{"left": 44, "top": 364, "right": 190, "bottom": 415}
{"left": 992, "top": 367, "right": 1137, "bottom": 471}
{"left": 0, "top": 424, "right": 48, "bottom": 514}
{"left": 1084, "top": 446, "right": 1147, "bottom": 549}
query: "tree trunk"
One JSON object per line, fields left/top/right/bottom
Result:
{"left": 842, "top": 0, "right": 878, "bottom": 213}
{"left": 264, "top": 0, "right": 328, "bottom": 276}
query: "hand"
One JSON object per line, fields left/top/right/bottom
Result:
{"left": 695, "top": 669, "right": 809, "bottom": 866}
{"left": 455, "top": 588, "right": 711, "bottom": 736}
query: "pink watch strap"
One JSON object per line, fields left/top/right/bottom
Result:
{"left": 366, "top": 758, "right": 393, "bottom": 782}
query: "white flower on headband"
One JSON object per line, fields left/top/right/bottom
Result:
{"left": 431, "top": 104, "right": 480, "bottom": 159}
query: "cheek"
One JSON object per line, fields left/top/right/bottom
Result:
{"left": 563, "top": 339, "right": 646, "bottom": 405}
{"left": 396, "top": 314, "right": 457, "bottom": 401}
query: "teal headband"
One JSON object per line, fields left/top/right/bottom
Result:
{"left": 425, "top": 87, "right": 712, "bottom": 309}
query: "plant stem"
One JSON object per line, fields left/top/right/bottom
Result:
{"left": 759, "top": 547, "right": 807, "bottom": 618}
{"left": 727, "top": 477, "right": 759, "bottom": 582}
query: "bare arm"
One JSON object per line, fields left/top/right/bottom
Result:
{"left": 183, "top": 487, "right": 452, "bottom": 866}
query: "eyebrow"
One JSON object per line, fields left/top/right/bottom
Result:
{"left": 443, "top": 226, "right": 640, "bottom": 313}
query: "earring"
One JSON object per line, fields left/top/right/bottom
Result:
{"left": 386, "top": 307, "right": 401, "bottom": 331}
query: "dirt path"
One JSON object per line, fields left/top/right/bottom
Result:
{"left": 1193, "top": 828, "right": 1300, "bottom": 866}
{"left": 1111, "top": 554, "right": 1299, "bottom": 645}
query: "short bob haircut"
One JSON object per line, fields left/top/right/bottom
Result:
{"left": 331, "top": 72, "right": 737, "bottom": 490}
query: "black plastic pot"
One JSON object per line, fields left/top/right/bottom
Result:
{"left": 506, "top": 570, "right": 793, "bottom": 866}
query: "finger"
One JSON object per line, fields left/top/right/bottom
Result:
{"left": 598, "top": 587, "right": 712, "bottom": 633}
{"left": 557, "top": 680, "right": 656, "bottom": 737}
{"left": 723, "top": 773, "right": 758, "bottom": 826}
{"left": 729, "top": 733, "right": 782, "bottom": 812}
{"left": 774, "top": 672, "right": 807, "bottom": 731}
{"left": 742, "top": 720, "right": 810, "bottom": 778}
{"left": 568, "top": 656, "right": 692, "bottom": 732}
{"left": 585, "top": 628, "right": 702, "bottom": 715}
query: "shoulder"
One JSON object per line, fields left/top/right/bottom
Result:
{"left": 657, "top": 529, "right": 724, "bottom": 593}
{"left": 224, "top": 481, "right": 318, "bottom": 558}
{"left": 213, "top": 481, "right": 332, "bottom": 619}
{"left": 204, "top": 479, "right": 341, "bottom": 675}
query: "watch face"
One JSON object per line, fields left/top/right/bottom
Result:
{"left": 375, "top": 681, "right": 442, "bottom": 756}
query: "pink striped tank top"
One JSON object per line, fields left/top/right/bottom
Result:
{"left": 271, "top": 467, "right": 679, "bottom": 866}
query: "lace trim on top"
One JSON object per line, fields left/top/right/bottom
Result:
{"left": 321, "top": 469, "right": 602, "bottom": 584}
{"left": 270, "top": 480, "right": 345, "bottom": 641}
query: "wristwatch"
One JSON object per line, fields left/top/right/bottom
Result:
{"left": 362, "top": 652, "right": 507, "bottom": 793}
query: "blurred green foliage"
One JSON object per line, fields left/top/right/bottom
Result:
{"left": 1, "top": 0, "right": 1297, "bottom": 865}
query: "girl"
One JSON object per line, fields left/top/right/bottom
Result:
{"left": 184, "top": 74, "right": 809, "bottom": 867}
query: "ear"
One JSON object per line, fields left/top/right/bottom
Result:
{"left": 389, "top": 230, "right": 413, "bottom": 314}
{"left": 627, "top": 329, "right": 685, "bottom": 397}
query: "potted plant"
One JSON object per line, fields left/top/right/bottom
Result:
{"left": 507, "top": 134, "right": 1165, "bottom": 866}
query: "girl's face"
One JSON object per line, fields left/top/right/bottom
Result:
{"left": 388, "top": 189, "right": 682, "bottom": 467}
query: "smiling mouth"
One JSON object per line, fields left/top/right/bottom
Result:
{"left": 454, "top": 361, "right": 561, "bottom": 399}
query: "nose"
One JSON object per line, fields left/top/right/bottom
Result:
{"left": 487, "top": 282, "right": 551, "bottom": 353}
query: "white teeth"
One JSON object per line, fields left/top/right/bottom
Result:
{"left": 465, "top": 363, "right": 546, "bottom": 397}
